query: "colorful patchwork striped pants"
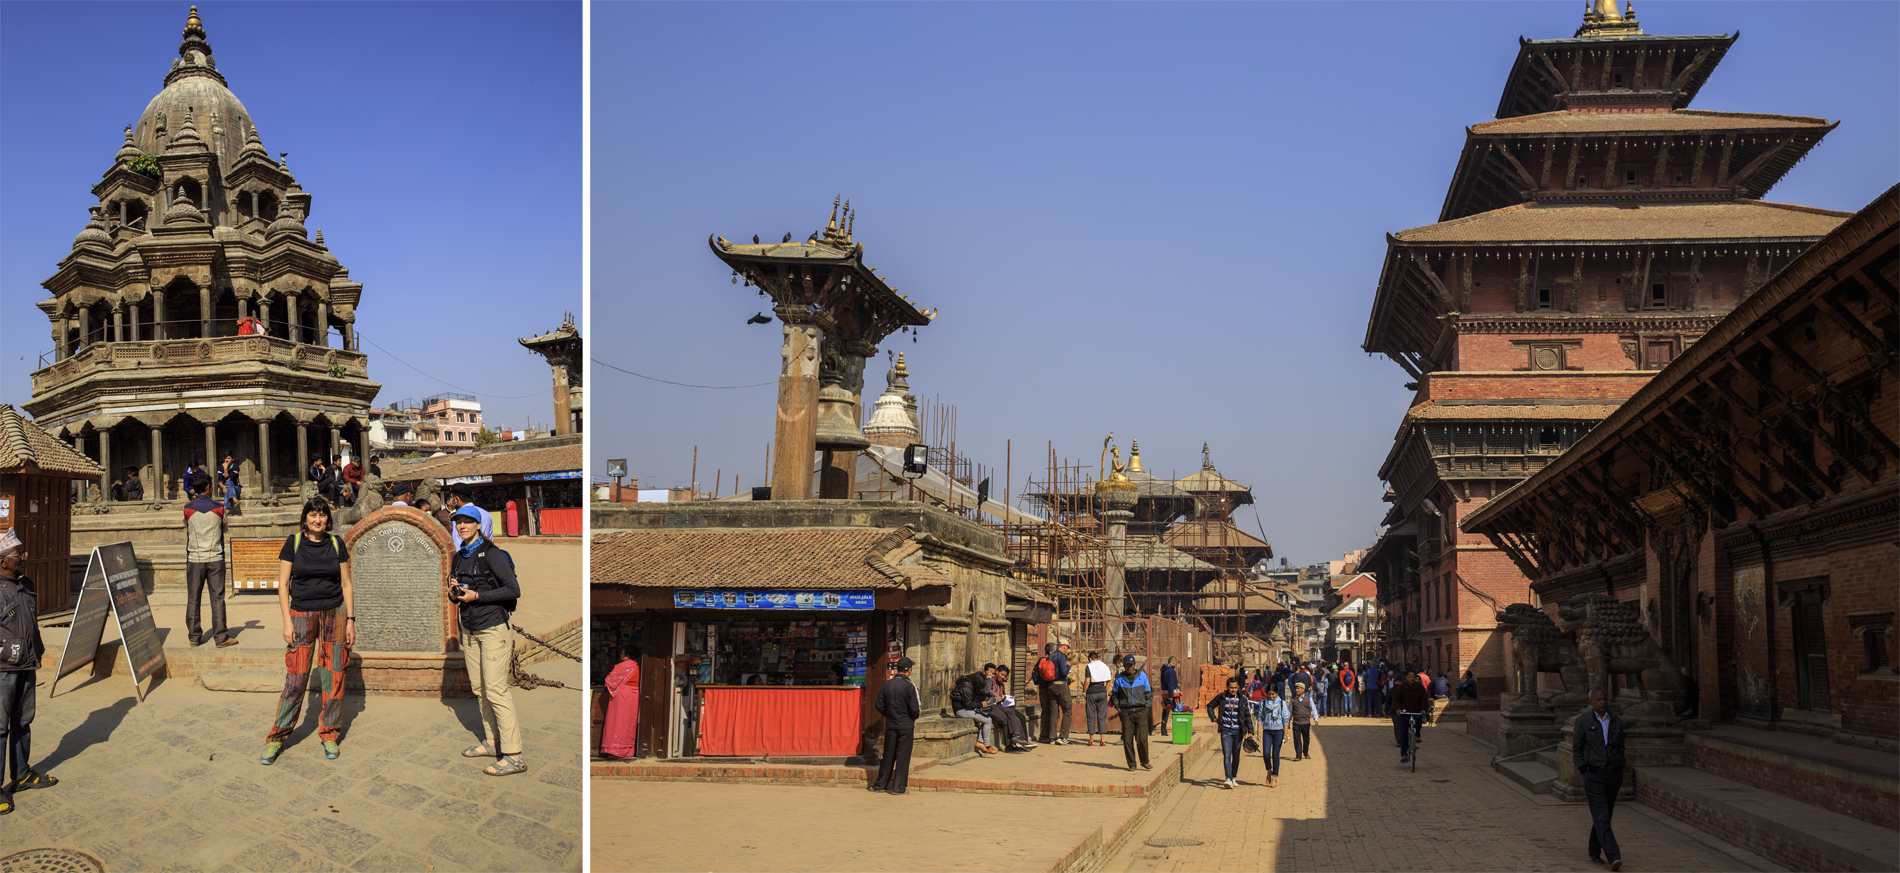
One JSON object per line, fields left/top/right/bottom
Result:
{"left": 268, "top": 608, "right": 348, "bottom": 742}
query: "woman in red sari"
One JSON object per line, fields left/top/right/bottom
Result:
{"left": 599, "top": 645, "right": 641, "bottom": 759}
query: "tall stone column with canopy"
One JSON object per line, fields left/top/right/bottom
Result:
{"left": 710, "top": 199, "right": 934, "bottom": 500}
{"left": 1094, "top": 437, "right": 1139, "bottom": 639}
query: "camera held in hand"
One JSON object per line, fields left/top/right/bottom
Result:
{"left": 449, "top": 583, "right": 470, "bottom": 601}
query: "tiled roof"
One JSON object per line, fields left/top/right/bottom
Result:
{"left": 1405, "top": 402, "right": 1624, "bottom": 421}
{"left": 1162, "top": 520, "right": 1272, "bottom": 553}
{"left": 1173, "top": 468, "right": 1251, "bottom": 493}
{"left": 0, "top": 405, "right": 103, "bottom": 477}
{"left": 591, "top": 527, "right": 938, "bottom": 590}
{"left": 1053, "top": 538, "right": 1217, "bottom": 574}
{"left": 386, "top": 444, "right": 581, "bottom": 481}
{"left": 1395, "top": 200, "right": 1851, "bottom": 245}
{"left": 1472, "top": 109, "right": 1833, "bottom": 136}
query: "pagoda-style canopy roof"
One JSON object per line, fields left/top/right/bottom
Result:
{"left": 709, "top": 199, "right": 933, "bottom": 340}
{"left": 1162, "top": 519, "right": 1273, "bottom": 562}
{"left": 1048, "top": 537, "right": 1217, "bottom": 576}
{"left": 0, "top": 405, "right": 104, "bottom": 478}
{"left": 519, "top": 317, "right": 581, "bottom": 350}
{"left": 1173, "top": 445, "right": 1254, "bottom": 509}
{"left": 1392, "top": 200, "right": 1849, "bottom": 247}
{"left": 1192, "top": 579, "right": 1291, "bottom": 615}
{"left": 1496, "top": 30, "right": 1736, "bottom": 120}
{"left": 1443, "top": 111, "right": 1836, "bottom": 220}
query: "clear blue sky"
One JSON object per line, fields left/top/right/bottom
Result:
{"left": 592, "top": 1, "right": 1897, "bottom": 568}
{"left": 1, "top": 2, "right": 582, "bottom": 434}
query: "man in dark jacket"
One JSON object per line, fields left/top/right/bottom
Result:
{"left": 1112, "top": 655, "right": 1153, "bottom": 771}
{"left": 1573, "top": 688, "right": 1626, "bottom": 869}
{"left": 951, "top": 668, "right": 997, "bottom": 754}
{"left": 0, "top": 530, "right": 58, "bottom": 816}
{"left": 872, "top": 657, "right": 921, "bottom": 794}
{"left": 1390, "top": 670, "right": 1432, "bottom": 763}
{"left": 1156, "top": 657, "right": 1181, "bottom": 734}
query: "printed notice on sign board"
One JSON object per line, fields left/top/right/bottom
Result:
{"left": 52, "top": 542, "right": 167, "bottom": 701}
{"left": 673, "top": 589, "right": 874, "bottom": 611}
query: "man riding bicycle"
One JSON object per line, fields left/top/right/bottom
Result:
{"left": 1390, "top": 669, "right": 1432, "bottom": 764}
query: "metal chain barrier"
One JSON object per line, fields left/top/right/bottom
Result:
{"left": 508, "top": 623, "right": 581, "bottom": 691}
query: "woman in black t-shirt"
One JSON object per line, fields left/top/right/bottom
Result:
{"left": 262, "top": 498, "right": 356, "bottom": 765}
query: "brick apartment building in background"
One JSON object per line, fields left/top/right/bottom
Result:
{"left": 1357, "top": 2, "right": 1852, "bottom": 704}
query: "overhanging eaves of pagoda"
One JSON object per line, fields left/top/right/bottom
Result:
{"left": 1162, "top": 519, "right": 1273, "bottom": 562}
{"left": 1496, "top": 32, "right": 1736, "bottom": 120}
{"left": 1442, "top": 110, "right": 1837, "bottom": 220}
{"left": 707, "top": 233, "right": 932, "bottom": 335}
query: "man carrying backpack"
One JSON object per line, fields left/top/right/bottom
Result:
{"left": 1034, "top": 642, "right": 1073, "bottom": 746}
{"left": 952, "top": 667, "right": 999, "bottom": 754}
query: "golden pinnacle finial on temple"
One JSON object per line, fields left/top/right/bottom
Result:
{"left": 1129, "top": 440, "right": 1145, "bottom": 474}
{"left": 1203, "top": 441, "right": 1214, "bottom": 470}
{"left": 894, "top": 352, "right": 908, "bottom": 376}
{"left": 826, "top": 196, "right": 840, "bottom": 235}
{"left": 186, "top": 5, "right": 203, "bottom": 34}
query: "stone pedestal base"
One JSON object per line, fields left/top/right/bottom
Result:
{"left": 1551, "top": 716, "right": 1684, "bottom": 802}
{"left": 1495, "top": 698, "right": 1568, "bottom": 759}
{"left": 913, "top": 715, "right": 977, "bottom": 765}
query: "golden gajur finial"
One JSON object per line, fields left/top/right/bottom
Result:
{"left": 186, "top": 5, "right": 202, "bottom": 30}
{"left": 1129, "top": 440, "right": 1144, "bottom": 474}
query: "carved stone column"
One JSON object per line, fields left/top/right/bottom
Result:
{"left": 257, "top": 295, "right": 273, "bottom": 339}
{"left": 289, "top": 298, "right": 303, "bottom": 344}
{"left": 98, "top": 428, "right": 112, "bottom": 504}
{"left": 1094, "top": 478, "right": 1138, "bottom": 632}
{"left": 199, "top": 285, "right": 213, "bottom": 338}
{"left": 52, "top": 317, "right": 66, "bottom": 362}
{"left": 78, "top": 307, "right": 92, "bottom": 351}
{"left": 257, "top": 419, "right": 272, "bottom": 500}
{"left": 113, "top": 303, "right": 125, "bottom": 342}
{"left": 204, "top": 422, "right": 218, "bottom": 485}
{"left": 815, "top": 338, "right": 872, "bottom": 499}
{"left": 154, "top": 287, "right": 169, "bottom": 340}
{"left": 149, "top": 425, "right": 164, "bottom": 502}
{"left": 296, "top": 421, "right": 310, "bottom": 497}
{"left": 771, "top": 311, "right": 822, "bottom": 501}
{"left": 130, "top": 301, "right": 142, "bottom": 342}
{"left": 316, "top": 301, "right": 330, "bottom": 347}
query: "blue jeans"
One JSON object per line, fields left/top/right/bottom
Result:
{"left": 1341, "top": 689, "right": 1355, "bottom": 715}
{"left": 1316, "top": 690, "right": 1329, "bottom": 716}
{"left": 0, "top": 670, "right": 37, "bottom": 795}
{"left": 1394, "top": 712, "right": 1422, "bottom": 757}
{"left": 1367, "top": 688, "right": 1383, "bottom": 717}
{"left": 1260, "top": 728, "right": 1284, "bottom": 776}
{"left": 224, "top": 480, "right": 240, "bottom": 512}
{"left": 1219, "top": 731, "right": 1243, "bottom": 781}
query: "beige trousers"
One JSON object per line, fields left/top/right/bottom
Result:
{"left": 463, "top": 623, "right": 522, "bottom": 756}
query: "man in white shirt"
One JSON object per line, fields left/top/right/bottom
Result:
{"left": 1082, "top": 652, "right": 1114, "bottom": 747}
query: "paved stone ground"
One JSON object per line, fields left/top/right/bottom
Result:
{"left": 591, "top": 776, "right": 1147, "bottom": 872}
{"left": 3, "top": 648, "right": 583, "bottom": 871}
{"left": 1105, "top": 715, "right": 1790, "bottom": 872}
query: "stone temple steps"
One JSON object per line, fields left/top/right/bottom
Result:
{"left": 1496, "top": 747, "right": 1565, "bottom": 795}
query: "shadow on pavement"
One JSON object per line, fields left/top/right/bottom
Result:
{"left": 36, "top": 695, "right": 136, "bottom": 775}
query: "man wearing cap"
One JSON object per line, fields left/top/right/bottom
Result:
{"left": 1112, "top": 655, "right": 1154, "bottom": 771}
{"left": 388, "top": 482, "right": 416, "bottom": 507}
{"left": 871, "top": 656, "right": 921, "bottom": 795}
{"left": 446, "top": 483, "right": 494, "bottom": 548}
{"left": 182, "top": 478, "right": 236, "bottom": 648}
{"left": 447, "top": 506, "right": 525, "bottom": 776}
{"left": 0, "top": 529, "right": 58, "bottom": 815}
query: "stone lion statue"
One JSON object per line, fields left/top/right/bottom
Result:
{"left": 1558, "top": 593, "right": 1689, "bottom": 720}
{"left": 1495, "top": 603, "right": 1588, "bottom": 705}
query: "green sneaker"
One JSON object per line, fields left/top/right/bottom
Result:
{"left": 260, "top": 741, "right": 284, "bottom": 765}
{"left": 323, "top": 741, "right": 340, "bottom": 760}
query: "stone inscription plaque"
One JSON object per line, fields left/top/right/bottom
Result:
{"left": 351, "top": 520, "right": 446, "bottom": 652}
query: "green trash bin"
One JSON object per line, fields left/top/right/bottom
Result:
{"left": 1171, "top": 710, "right": 1194, "bottom": 744}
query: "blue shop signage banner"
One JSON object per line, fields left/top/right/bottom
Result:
{"left": 673, "top": 589, "right": 875, "bottom": 611}
{"left": 524, "top": 470, "right": 582, "bottom": 481}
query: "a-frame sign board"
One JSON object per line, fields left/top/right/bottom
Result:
{"left": 50, "top": 542, "right": 167, "bottom": 701}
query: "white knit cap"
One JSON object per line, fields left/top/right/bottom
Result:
{"left": 0, "top": 528, "right": 20, "bottom": 556}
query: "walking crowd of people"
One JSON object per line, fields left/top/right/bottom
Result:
{"left": 1198, "top": 656, "right": 1449, "bottom": 788}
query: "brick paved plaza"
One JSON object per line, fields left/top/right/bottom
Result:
{"left": 1108, "top": 718, "right": 1786, "bottom": 873}
{"left": 3, "top": 656, "right": 583, "bottom": 872}
{"left": 594, "top": 716, "right": 1790, "bottom": 873}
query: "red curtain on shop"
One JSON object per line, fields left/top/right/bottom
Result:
{"left": 537, "top": 508, "right": 582, "bottom": 535}
{"left": 698, "top": 687, "right": 864, "bottom": 756}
